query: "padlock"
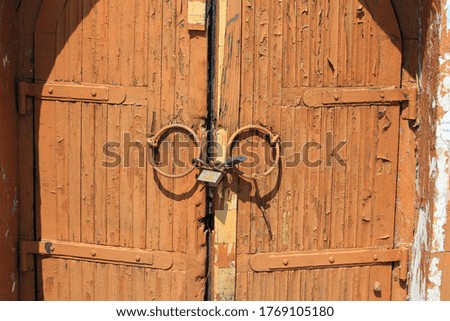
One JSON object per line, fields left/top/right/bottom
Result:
{"left": 197, "top": 169, "right": 224, "bottom": 187}
{"left": 194, "top": 155, "right": 247, "bottom": 187}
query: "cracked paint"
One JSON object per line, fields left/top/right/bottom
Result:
{"left": 428, "top": 257, "right": 442, "bottom": 300}
{"left": 410, "top": 206, "right": 428, "bottom": 300}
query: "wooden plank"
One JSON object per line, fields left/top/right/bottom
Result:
{"left": 186, "top": 2, "right": 208, "bottom": 301}
{"left": 133, "top": 267, "right": 146, "bottom": 300}
{"left": 68, "top": 102, "right": 82, "bottom": 243}
{"left": 146, "top": 0, "right": 163, "bottom": 253}
{"left": 158, "top": 0, "right": 176, "bottom": 253}
{"left": 69, "top": 260, "right": 83, "bottom": 300}
{"left": 94, "top": 263, "right": 107, "bottom": 300}
{"left": 236, "top": 0, "right": 255, "bottom": 257}
{"left": 373, "top": 106, "right": 400, "bottom": 248}
{"left": 57, "top": 259, "right": 70, "bottom": 300}
{"left": 80, "top": 102, "right": 95, "bottom": 244}
{"left": 37, "top": 100, "right": 57, "bottom": 240}
{"left": 106, "top": 264, "right": 120, "bottom": 300}
{"left": 82, "top": 261, "right": 96, "bottom": 300}
{"left": 173, "top": 0, "right": 189, "bottom": 254}
{"left": 55, "top": 101, "right": 69, "bottom": 242}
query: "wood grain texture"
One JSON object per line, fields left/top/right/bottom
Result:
{"left": 32, "top": 0, "right": 207, "bottom": 301}
{"left": 216, "top": 0, "right": 404, "bottom": 301}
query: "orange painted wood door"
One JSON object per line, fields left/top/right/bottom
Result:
{"left": 215, "top": 0, "right": 405, "bottom": 300}
{"left": 32, "top": 0, "right": 207, "bottom": 300}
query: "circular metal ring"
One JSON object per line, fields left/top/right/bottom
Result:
{"left": 148, "top": 124, "right": 201, "bottom": 179}
{"left": 226, "top": 125, "right": 281, "bottom": 180}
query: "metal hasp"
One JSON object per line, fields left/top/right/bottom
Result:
{"left": 250, "top": 248, "right": 409, "bottom": 280}
{"left": 20, "top": 240, "right": 173, "bottom": 272}
{"left": 302, "top": 86, "right": 418, "bottom": 120}
{"left": 17, "top": 81, "right": 127, "bottom": 115}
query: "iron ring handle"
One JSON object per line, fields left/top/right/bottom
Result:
{"left": 148, "top": 124, "right": 201, "bottom": 179}
{"left": 226, "top": 125, "right": 281, "bottom": 180}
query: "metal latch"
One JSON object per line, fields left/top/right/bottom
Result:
{"left": 193, "top": 156, "right": 248, "bottom": 187}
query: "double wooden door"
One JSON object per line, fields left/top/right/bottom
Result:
{"left": 19, "top": 0, "right": 409, "bottom": 301}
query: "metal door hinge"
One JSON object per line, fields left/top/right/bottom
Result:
{"left": 17, "top": 81, "right": 127, "bottom": 115}
{"left": 20, "top": 240, "right": 173, "bottom": 271}
{"left": 302, "top": 86, "right": 418, "bottom": 120}
{"left": 250, "top": 248, "right": 409, "bottom": 280}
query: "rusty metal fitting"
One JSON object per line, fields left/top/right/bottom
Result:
{"left": 148, "top": 124, "right": 201, "bottom": 179}
{"left": 226, "top": 125, "right": 281, "bottom": 180}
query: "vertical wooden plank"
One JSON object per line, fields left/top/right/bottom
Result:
{"left": 298, "top": 0, "right": 311, "bottom": 87}
{"left": 235, "top": 271, "right": 248, "bottom": 300}
{"left": 37, "top": 100, "right": 57, "bottom": 240}
{"left": 171, "top": 272, "right": 186, "bottom": 301}
{"left": 134, "top": 0, "right": 149, "bottom": 86}
{"left": 68, "top": 102, "right": 82, "bottom": 243}
{"left": 57, "top": 259, "right": 70, "bottom": 300}
{"left": 56, "top": 101, "right": 69, "bottom": 242}
{"left": 82, "top": 261, "right": 95, "bottom": 301}
{"left": 373, "top": 107, "right": 400, "bottom": 248}
{"left": 106, "top": 0, "right": 122, "bottom": 247}
{"left": 40, "top": 259, "right": 58, "bottom": 300}
{"left": 132, "top": 0, "right": 149, "bottom": 252}
{"left": 92, "top": 0, "right": 109, "bottom": 247}
{"left": 95, "top": 263, "right": 107, "bottom": 300}
{"left": 117, "top": 0, "right": 134, "bottom": 249}
{"left": 133, "top": 267, "right": 146, "bottom": 300}
{"left": 144, "top": 269, "right": 156, "bottom": 301}
{"left": 106, "top": 264, "right": 120, "bottom": 301}
{"left": 69, "top": 260, "right": 83, "bottom": 300}
{"left": 147, "top": 0, "right": 162, "bottom": 252}
{"left": 344, "top": 108, "right": 362, "bottom": 249}
{"left": 359, "top": 108, "right": 376, "bottom": 248}
{"left": 186, "top": 16, "right": 208, "bottom": 303}
{"left": 252, "top": 0, "right": 270, "bottom": 253}
{"left": 80, "top": 101, "right": 95, "bottom": 245}
{"left": 119, "top": 266, "right": 133, "bottom": 301}
{"left": 158, "top": 0, "right": 176, "bottom": 253}
{"left": 237, "top": 0, "right": 255, "bottom": 257}
{"left": 173, "top": 0, "right": 188, "bottom": 254}
{"left": 330, "top": 106, "right": 347, "bottom": 249}
{"left": 283, "top": 0, "right": 297, "bottom": 87}
{"left": 214, "top": 0, "right": 242, "bottom": 300}
{"left": 270, "top": 0, "right": 283, "bottom": 253}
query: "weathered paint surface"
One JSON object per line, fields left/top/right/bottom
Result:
{"left": 0, "top": 0, "right": 19, "bottom": 300}
{"left": 411, "top": 0, "right": 450, "bottom": 301}
{"left": 215, "top": 0, "right": 406, "bottom": 300}
{"left": 20, "top": 0, "right": 208, "bottom": 300}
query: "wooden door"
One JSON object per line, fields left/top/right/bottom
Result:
{"left": 214, "top": 0, "right": 408, "bottom": 300}
{"left": 23, "top": 0, "right": 208, "bottom": 300}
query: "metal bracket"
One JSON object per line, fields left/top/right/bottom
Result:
{"left": 20, "top": 240, "right": 173, "bottom": 271}
{"left": 18, "top": 81, "right": 127, "bottom": 115}
{"left": 249, "top": 248, "right": 409, "bottom": 280}
{"left": 302, "top": 86, "right": 418, "bottom": 119}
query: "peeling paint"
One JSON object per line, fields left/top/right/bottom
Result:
{"left": 1, "top": 166, "right": 7, "bottom": 183}
{"left": 11, "top": 196, "right": 18, "bottom": 214}
{"left": 10, "top": 273, "right": 16, "bottom": 294}
{"left": 2, "top": 54, "right": 8, "bottom": 68}
{"left": 427, "top": 257, "right": 442, "bottom": 300}
{"left": 410, "top": 206, "right": 428, "bottom": 300}
{"left": 446, "top": 1, "right": 450, "bottom": 31}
